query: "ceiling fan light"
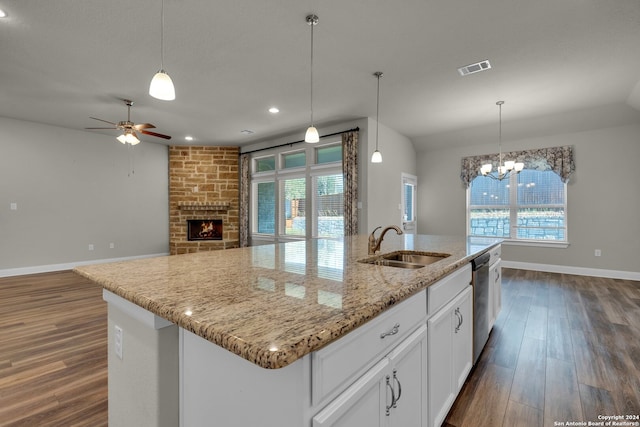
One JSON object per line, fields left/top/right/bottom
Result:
{"left": 305, "top": 126, "right": 319, "bottom": 143}
{"left": 117, "top": 134, "right": 127, "bottom": 144}
{"left": 149, "top": 70, "right": 175, "bottom": 101}
{"left": 371, "top": 150, "right": 382, "bottom": 163}
{"left": 126, "top": 132, "right": 141, "bottom": 145}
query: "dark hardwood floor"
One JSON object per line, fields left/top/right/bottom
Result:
{"left": 445, "top": 269, "right": 640, "bottom": 427}
{"left": 0, "top": 271, "right": 108, "bottom": 427}
{"left": 0, "top": 268, "right": 638, "bottom": 426}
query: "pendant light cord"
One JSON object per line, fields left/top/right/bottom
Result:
{"left": 497, "top": 100, "right": 504, "bottom": 166}
{"left": 160, "top": 0, "right": 165, "bottom": 70}
{"left": 376, "top": 73, "right": 380, "bottom": 150}
{"left": 309, "top": 19, "right": 314, "bottom": 127}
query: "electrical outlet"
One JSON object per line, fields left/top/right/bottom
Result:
{"left": 109, "top": 243, "right": 115, "bottom": 249}
{"left": 10, "top": 203, "right": 17, "bottom": 210}
{"left": 594, "top": 249, "right": 601, "bottom": 257}
{"left": 88, "top": 244, "right": 94, "bottom": 251}
{"left": 114, "top": 325, "right": 123, "bottom": 359}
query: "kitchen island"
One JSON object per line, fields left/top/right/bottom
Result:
{"left": 74, "top": 234, "right": 500, "bottom": 427}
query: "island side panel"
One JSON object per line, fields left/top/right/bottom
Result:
{"left": 106, "top": 297, "right": 179, "bottom": 427}
{"left": 180, "top": 329, "right": 310, "bottom": 427}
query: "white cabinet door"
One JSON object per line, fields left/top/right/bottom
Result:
{"left": 313, "top": 358, "right": 388, "bottom": 427}
{"left": 427, "top": 302, "right": 455, "bottom": 427}
{"left": 387, "top": 325, "right": 428, "bottom": 427}
{"left": 452, "top": 286, "right": 473, "bottom": 393}
{"left": 314, "top": 325, "right": 428, "bottom": 427}
{"left": 428, "top": 285, "right": 473, "bottom": 427}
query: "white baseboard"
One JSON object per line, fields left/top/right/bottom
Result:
{"left": 0, "top": 253, "right": 170, "bottom": 278}
{"left": 502, "top": 260, "right": 640, "bottom": 282}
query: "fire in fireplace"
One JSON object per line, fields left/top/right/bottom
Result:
{"left": 187, "top": 219, "right": 223, "bottom": 241}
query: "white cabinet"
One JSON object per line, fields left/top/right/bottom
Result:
{"left": 488, "top": 256, "right": 502, "bottom": 331}
{"left": 427, "top": 286, "right": 473, "bottom": 427}
{"left": 313, "top": 325, "right": 427, "bottom": 427}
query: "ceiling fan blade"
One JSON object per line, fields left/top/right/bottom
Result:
{"left": 140, "top": 130, "right": 172, "bottom": 140}
{"left": 133, "top": 123, "right": 156, "bottom": 130}
{"left": 85, "top": 127, "right": 117, "bottom": 130}
{"left": 89, "top": 117, "right": 117, "bottom": 125}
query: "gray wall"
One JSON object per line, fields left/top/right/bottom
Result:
{"left": 416, "top": 122, "right": 640, "bottom": 274}
{"left": 366, "top": 119, "right": 417, "bottom": 231}
{"left": 0, "top": 117, "right": 169, "bottom": 274}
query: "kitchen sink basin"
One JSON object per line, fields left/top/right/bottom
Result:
{"left": 358, "top": 251, "right": 451, "bottom": 269}
{"left": 360, "top": 259, "right": 427, "bottom": 269}
{"left": 381, "top": 252, "right": 450, "bottom": 265}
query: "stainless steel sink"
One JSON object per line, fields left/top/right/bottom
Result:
{"left": 361, "top": 259, "right": 427, "bottom": 269}
{"left": 358, "top": 251, "right": 450, "bottom": 269}
{"left": 381, "top": 252, "right": 450, "bottom": 265}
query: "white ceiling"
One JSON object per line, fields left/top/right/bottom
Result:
{"left": 1, "top": 0, "right": 640, "bottom": 151}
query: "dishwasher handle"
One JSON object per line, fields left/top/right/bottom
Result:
{"left": 472, "top": 252, "right": 491, "bottom": 270}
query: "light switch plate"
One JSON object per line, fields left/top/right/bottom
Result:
{"left": 114, "top": 325, "right": 123, "bottom": 359}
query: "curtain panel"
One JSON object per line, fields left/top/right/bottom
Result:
{"left": 342, "top": 131, "right": 359, "bottom": 236}
{"left": 239, "top": 153, "right": 250, "bottom": 247}
{"left": 460, "top": 145, "right": 575, "bottom": 188}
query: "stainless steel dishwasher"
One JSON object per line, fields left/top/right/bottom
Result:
{"left": 471, "top": 251, "right": 491, "bottom": 364}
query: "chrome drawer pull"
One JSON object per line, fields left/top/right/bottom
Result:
{"left": 385, "top": 375, "right": 395, "bottom": 416}
{"left": 380, "top": 323, "right": 400, "bottom": 339}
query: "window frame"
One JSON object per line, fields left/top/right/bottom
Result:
{"left": 249, "top": 138, "right": 343, "bottom": 243}
{"left": 466, "top": 170, "right": 569, "bottom": 248}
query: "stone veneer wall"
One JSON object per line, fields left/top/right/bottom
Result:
{"left": 169, "top": 146, "right": 240, "bottom": 255}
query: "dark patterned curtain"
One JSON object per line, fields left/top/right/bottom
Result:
{"left": 239, "top": 153, "right": 250, "bottom": 247}
{"left": 460, "top": 145, "right": 575, "bottom": 188}
{"left": 342, "top": 131, "right": 359, "bottom": 236}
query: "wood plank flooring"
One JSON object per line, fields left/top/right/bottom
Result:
{"left": 0, "top": 268, "right": 638, "bottom": 426}
{"left": 0, "top": 271, "right": 107, "bottom": 427}
{"left": 445, "top": 269, "right": 640, "bottom": 427}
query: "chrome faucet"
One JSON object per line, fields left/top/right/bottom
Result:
{"left": 368, "top": 225, "right": 403, "bottom": 255}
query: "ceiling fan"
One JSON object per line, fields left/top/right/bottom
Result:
{"left": 85, "top": 99, "right": 171, "bottom": 145}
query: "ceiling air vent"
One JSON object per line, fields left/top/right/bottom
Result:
{"left": 457, "top": 60, "right": 491, "bottom": 76}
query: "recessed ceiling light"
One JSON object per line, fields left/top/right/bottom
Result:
{"left": 240, "top": 129, "right": 255, "bottom": 135}
{"left": 0, "top": 9, "right": 7, "bottom": 18}
{"left": 185, "top": 136, "right": 194, "bottom": 141}
{"left": 268, "top": 107, "right": 280, "bottom": 114}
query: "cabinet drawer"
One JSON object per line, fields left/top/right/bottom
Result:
{"left": 428, "top": 264, "right": 471, "bottom": 314}
{"left": 489, "top": 244, "right": 501, "bottom": 261}
{"left": 311, "top": 289, "right": 427, "bottom": 406}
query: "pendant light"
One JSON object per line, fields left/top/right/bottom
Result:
{"left": 481, "top": 101, "right": 523, "bottom": 180}
{"left": 149, "top": 0, "right": 175, "bottom": 101}
{"left": 371, "top": 71, "right": 384, "bottom": 163}
{"left": 304, "top": 14, "right": 319, "bottom": 143}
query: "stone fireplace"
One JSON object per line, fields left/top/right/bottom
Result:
{"left": 169, "top": 146, "right": 239, "bottom": 255}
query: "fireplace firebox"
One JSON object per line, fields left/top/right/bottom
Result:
{"left": 187, "top": 220, "right": 223, "bottom": 241}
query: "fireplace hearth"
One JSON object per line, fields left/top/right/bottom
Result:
{"left": 187, "top": 220, "right": 223, "bottom": 241}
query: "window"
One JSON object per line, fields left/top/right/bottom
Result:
{"left": 468, "top": 169, "right": 567, "bottom": 243}
{"left": 250, "top": 140, "right": 343, "bottom": 241}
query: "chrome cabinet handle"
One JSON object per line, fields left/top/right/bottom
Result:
{"left": 454, "top": 308, "right": 462, "bottom": 333}
{"left": 392, "top": 369, "right": 402, "bottom": 408}
{"left": 380, "top": 323, "right": 400, "bottom": 339}
{"left": 385, "top": 375, "right": 396, "bottom": 416}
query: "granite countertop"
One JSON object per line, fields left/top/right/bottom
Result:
{"left": 74, "top": 234, "right": 500, "bottom": 369}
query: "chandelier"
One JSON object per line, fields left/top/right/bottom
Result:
{"left": 481, "top": 101, "right": 523, "bottom": 180}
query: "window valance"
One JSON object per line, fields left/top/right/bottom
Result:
{"left": 460, "top": 145, "right": 575, "bottom": 188}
